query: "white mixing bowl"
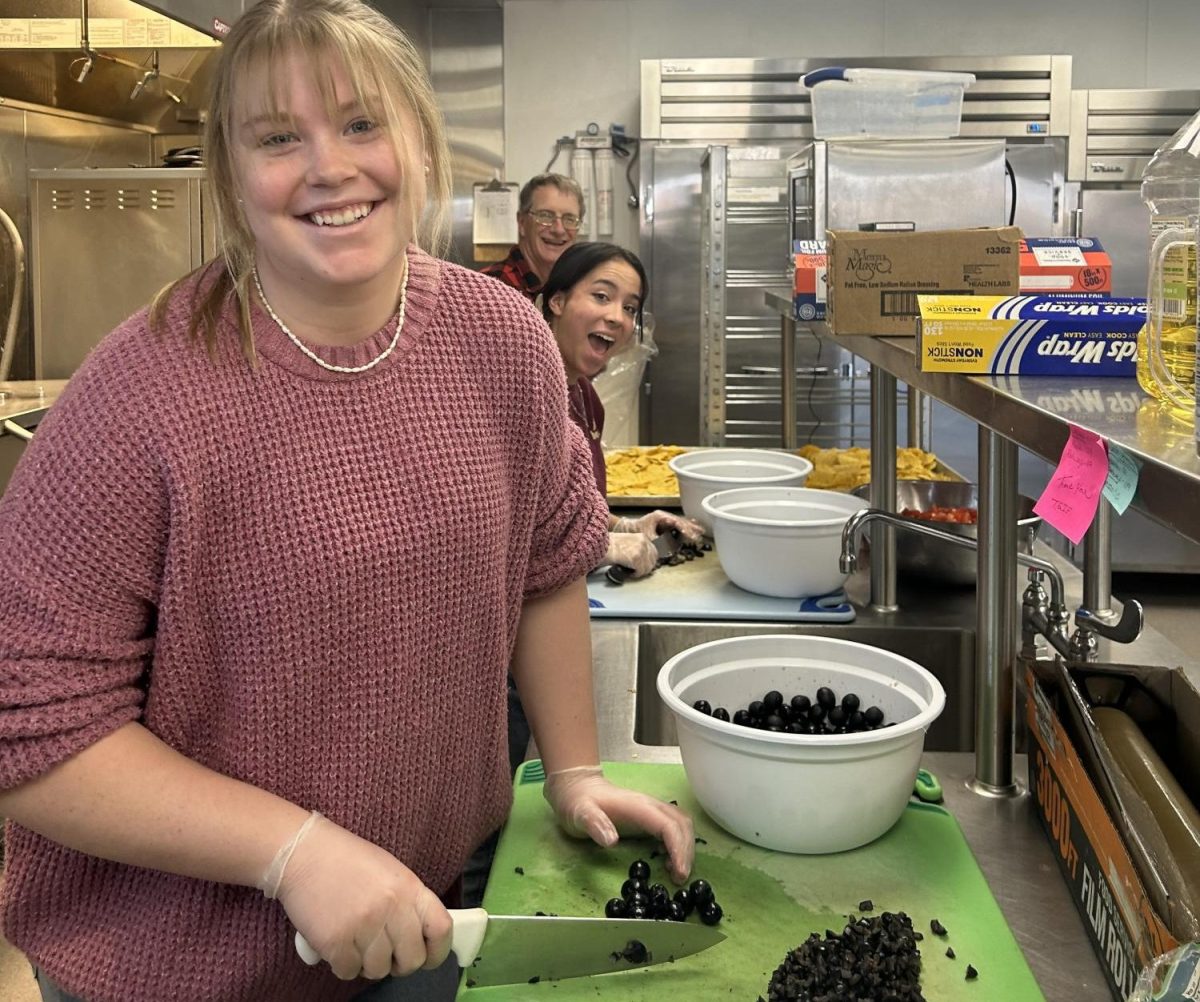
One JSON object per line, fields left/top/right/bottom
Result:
{"left": 657, "top": 634, "right": 946, "bottom": 854}
{"left": 668, "top": 449, "right": 813, "bottom": 532}
{"left": 702, "top": 486, "right": 868, "bottom": 598}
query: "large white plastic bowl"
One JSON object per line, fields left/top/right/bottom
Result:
{"left": 702, "top": 486, "right": 868, "bottom": 598}
{"left": 668, "top": 449, "right": 813, "bottom": 532}
{"left": 657, "top": 634, "right": 946, "bottom": 854}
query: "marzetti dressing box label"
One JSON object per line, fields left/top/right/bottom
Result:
{"left": 917, "top": 296, "right": 1146, "bottom": 376}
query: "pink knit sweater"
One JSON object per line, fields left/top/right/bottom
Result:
{"left": 0, "top": 247, "right": 609, "bottom": 1002}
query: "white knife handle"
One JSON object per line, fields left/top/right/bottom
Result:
{"left": 293, "top": 908, "right": 487, "bottom": 969}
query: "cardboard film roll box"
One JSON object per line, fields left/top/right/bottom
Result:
{"left": 1025, "top": 657, "right": 1200, "bottom": 999}
{"left": 825, "top": 226, "right": 1021, "bottom": 336}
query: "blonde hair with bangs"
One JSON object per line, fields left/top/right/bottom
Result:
{"left": 150, "top": 0, "right": 452, "bottom": 362}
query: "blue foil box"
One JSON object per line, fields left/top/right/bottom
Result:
{"left": 917, "top": 295, "right": 1147, "bottom": 376}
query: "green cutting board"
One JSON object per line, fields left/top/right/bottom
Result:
{"left": 458, "top": 761, "right": 1046, "bottom": 1001}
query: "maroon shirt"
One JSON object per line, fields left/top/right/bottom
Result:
{"left": 569, "top": 378, "right": 607, "bottom": 495}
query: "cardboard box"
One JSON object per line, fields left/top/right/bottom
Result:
{"left": 1026, "top": 658, "right": 1200, "bottom": 999}
{"left": 1020, "top": 237, "right": 1112, "bottom": 297}
{"left": 917, "top": 296, "right": 1145, "bottom": 375}
{"left": 825, "top": 226, "right": 1021, "bottom": 336}
{"left": 793, "top": 239, "right": 827, "bottom": 321}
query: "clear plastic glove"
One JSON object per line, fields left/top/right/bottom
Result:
{"left": 613, "top": 510, "right": 705, "bottom": 545}
{"left": 604, "top": 531, "right": 658, "bottom": 578}
{"left": 543, "top": 765, "right": 695, "bottom": 884}
{"left": 272, "top": 814, "right": 453, "bottom": 981}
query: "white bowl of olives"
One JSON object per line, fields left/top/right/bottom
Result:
{"left": 657, "top": 634, "right": 945, "bottom": 854}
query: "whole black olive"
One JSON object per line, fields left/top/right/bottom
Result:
{"left": 698, "top": 900, "right": 723, "bottom": 926}
{"left": 864, "top": 706, "right": 885, "bottom": 727}
{"left": 787, "top": 720, "right": 805, "bottom": 733}
{"left": 604, "top": 897, "right": 627, "bottom": 918}
{"left": 790, "top": 694, "right": 811, "bottom": 715}
{"left": 816, "top": 686, "right": 836, "bottom": 709}
{"left": 672, "top": 887, "right": 693, "bottom": 915}
{"left": 765, "top": 714, "right": 784, "bottom": 729}
{"left": 689, "top": 879, "right": 714, "bottom": 906}
{"left": 651, "top": 898, "right": 672, "bottom": 920}
{"left": 712, "top": 707, "right": 730, "bottom": 722}
{"left": 748, "top": 700, "right": 765, "bottom": 719}
{"left": 648, "top": 883, "right": 670, "bottom": 907}
{"left": 629, "top": 890, "right": 649, "bottom": 910}
{"left": 627, "top": 903, "right": 648, "bottom": 920}
{"left": 809, "top": 703, "right": 827, "bottom": 723}
{"left": 621, "top": 877, "right": 646, "bottom": 899}
{"left": 763, "top": 690, "right": 783, "bottom": 711}
{"left": 827, "top": 705, "right": 847, "bottom": 727}
{"left": 841, "top": 692, "right": 861, "bottom": 714}
{"left": 848, "top": 710, "right": 866, "bottom": 731}
{"left": 666, "top": 900, "right": 687, "bottom": 922}
{"left": 692, "top": 699, "right": 712, "bottom": 715}
{"left": 622, "top": 939, "right": 648, "bottom": 964}
{"left": 628, "top": 859, "right": 651, "bottom": 882}
{"left": 732, "top": 708, "right": 752, "bottom": 726}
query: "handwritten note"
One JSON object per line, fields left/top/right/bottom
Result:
{"left": 1102, "top": 444, "right": 1141, "bottom": 515}
{"left": 1034, "top": 425, "right": 1109, "bottom": 545}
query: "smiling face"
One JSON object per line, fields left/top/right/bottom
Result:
{"left": 231, "top": 49, "right": 422, "bottom": 307}
{"left": 547, "top": 259, "right": 642, "bottom": 384}
{"left": 517, "top": 184, "right": 583, "bottom": 285}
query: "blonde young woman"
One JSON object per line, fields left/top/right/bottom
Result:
{"left": 0, "top": 3, "right": 693, "bottom": 1001}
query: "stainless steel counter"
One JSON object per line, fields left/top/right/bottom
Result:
{"left": 763, "top": 292, "right": 1200, "bottom": 542}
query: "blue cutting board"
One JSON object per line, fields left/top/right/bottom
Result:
{"left": 586, "top": 556, "right": 855, "bottom": 622}
{"left": 458, "top": 761, "right": 1045, "bottom": 1001}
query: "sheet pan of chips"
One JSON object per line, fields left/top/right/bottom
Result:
{"left": 605, "top": 443, "right": 957, "bottom": 506}
{"left": 797, "top": 444, "right": 958, "bottom": 492}
{"left": 604, "top": 445, "right": 689, "bottom": 506}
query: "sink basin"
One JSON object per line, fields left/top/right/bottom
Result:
{"left": 632, "top": 623, "right": 975, "bottom": 753}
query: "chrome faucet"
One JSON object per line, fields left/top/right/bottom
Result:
{"left": 839, "top": 507, "right": 1143, "bottom": 662}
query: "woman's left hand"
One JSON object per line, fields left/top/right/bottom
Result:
{"left": 543, "top": 766, "right": 695, "bottom": 884}
{"left": 616, "top": 510, "right": 705, "bottom": 546}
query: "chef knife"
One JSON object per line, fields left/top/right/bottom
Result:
{"left": 295, "top": 907, "right": 724, "bottom": 986}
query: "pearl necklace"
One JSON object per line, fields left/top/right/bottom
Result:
{"left": 251, "top": 257, "right": 409, "bottom": 374}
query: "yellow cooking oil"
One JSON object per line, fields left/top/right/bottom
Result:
{"left": 1139, "top": 108, "right": 1200, "bottom": 424}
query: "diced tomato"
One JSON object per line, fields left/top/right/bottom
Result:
{"left": 900, "top": 505, "right": 978, "bottom": 525}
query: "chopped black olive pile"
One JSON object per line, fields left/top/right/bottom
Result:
{"left": 692, "top": 685, "right": 889, "bottom": 735}
{"left": 603, "top": 859, "right": 723, "bottom": 926}
{"left": 757, "top": 911, "right": 924, "bottom": 1002}
{"left": 660, "top": 538, "right": 711, "bottom": 567}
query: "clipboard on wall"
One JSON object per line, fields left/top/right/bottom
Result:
{"left": 473, "top": 178, "right": 519, "bottom": 262}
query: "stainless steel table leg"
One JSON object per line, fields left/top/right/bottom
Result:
{"left": 869, "top": 366, "right": 898, "bottom": 613}
{"left": 906, "top": 386, "right": 930, "bottom": 450}
{"left": 781, "top": 314, "right": 797, "bottom": 450}
{"left": 972, "top": 427, "right": 1019, "bottom": 797}
{"left": 1082, "top": 500, "right": 1114, "bottom": 618}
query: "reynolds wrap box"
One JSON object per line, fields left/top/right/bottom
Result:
{"left": 1020, "top": 238, "right": 1112, "bottom": 297}
{"left": 826, "top": 227, "right": 1021, "bottom": 336}
{"left": 793, "top": 240, "right": 827, "bottom": 321}
{"left": 917, "top": 296, "right": 1146, "bottom": 375}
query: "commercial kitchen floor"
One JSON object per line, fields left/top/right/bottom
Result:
{"left": 0, "top": 572, "right": 1197, "bottom": 1001}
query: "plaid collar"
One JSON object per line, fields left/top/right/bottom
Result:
{"left": 481, "top": 246, "right": 542, "bottom": 300}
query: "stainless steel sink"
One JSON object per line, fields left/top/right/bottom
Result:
{"left": 630, "top": 622, "right": 976, "bottom": 752}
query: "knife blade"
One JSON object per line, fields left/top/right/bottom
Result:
{"left": 295, "top": 907, "right": 724, "bottom": 986}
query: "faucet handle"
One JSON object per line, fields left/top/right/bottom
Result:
{"left": 1075, "top": 599, "right": 1144, "bottom": 646}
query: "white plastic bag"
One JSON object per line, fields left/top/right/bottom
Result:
{"left": 1128, "top": 942, "right": 1200, "bottom": 1001}
{"left": 591, "top": 314, "right": 658, "bottom": 449}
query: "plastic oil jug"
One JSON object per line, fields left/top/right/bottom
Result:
{"left": 1138, "top": 109, "right": 1200, "bottom": 422}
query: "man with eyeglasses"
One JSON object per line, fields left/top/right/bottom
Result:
{"left": 482, "top": 173, "right": 584, "bottom": 299}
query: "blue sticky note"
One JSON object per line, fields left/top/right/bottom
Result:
{"left": 1102, "top": 443, "right": 1140, "bottom": 514}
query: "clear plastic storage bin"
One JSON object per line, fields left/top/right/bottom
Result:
{"left": 803, "top": 67, "right": 975, "bottom": 140}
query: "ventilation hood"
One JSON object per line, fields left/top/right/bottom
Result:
{"left": 0, "top": 0, "right": 221, "bottom": 131}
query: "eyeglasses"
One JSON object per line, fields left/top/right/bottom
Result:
{"left": 527, "top": 209, "right": 582, "bottom": 231}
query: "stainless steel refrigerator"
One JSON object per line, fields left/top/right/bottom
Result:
{"left": 29, "top": 167, "right": 218, "bottom": 379}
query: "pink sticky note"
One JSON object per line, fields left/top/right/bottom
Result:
{"left": 1034, "top": 425, "right": 1110, "bottom": 545}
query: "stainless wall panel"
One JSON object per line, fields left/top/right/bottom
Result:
{"left": 0, "top": 107, "right": 150, "bottom": 380}
{"left": 428, "top": 6, "right": 503, "bottom": 268}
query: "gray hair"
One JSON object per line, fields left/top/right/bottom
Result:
{"left": 518, "top": 173, "right": 585, "bottom": 219}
